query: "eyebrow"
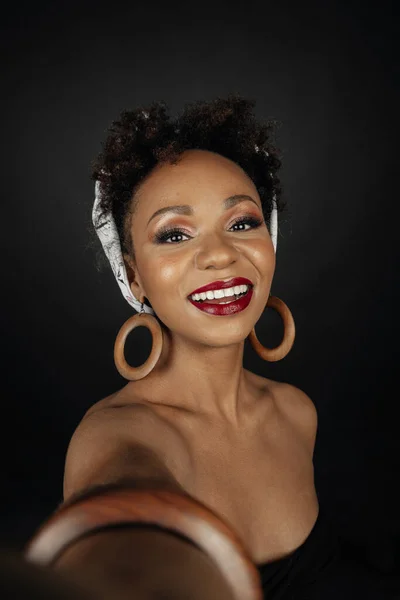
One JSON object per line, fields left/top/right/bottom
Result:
{"left": 146, "top": 194, "right": 260, "bottom": 228}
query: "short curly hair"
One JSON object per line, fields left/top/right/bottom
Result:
{"left": 90, "top": 93, "right": 288, "bottom": 269}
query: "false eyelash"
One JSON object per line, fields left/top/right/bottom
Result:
{"left": 154, "top": 215, "right": 263, "bottom": 244}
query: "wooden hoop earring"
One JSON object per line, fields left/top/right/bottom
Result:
{"left": 114, "top": 303, "right": 163, "bottom": 381}
{"left": 248, "top": 296, "right": 295, "bottom": 362}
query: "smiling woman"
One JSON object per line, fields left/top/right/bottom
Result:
{"left": 25, "top": 95, "right": 340, "bottom": 600}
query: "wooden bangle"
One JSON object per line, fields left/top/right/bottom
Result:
{"left": 25, "top": 487, "right": 262, "bottom": 600}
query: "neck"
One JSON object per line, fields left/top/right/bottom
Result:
{"left": 144, "top": 324, "right": 254, "bottom": 428}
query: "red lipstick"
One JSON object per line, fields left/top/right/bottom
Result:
{"left": 188, "top": 277, "right": 253, "bottom": 296}
{"left": 187, "top": 277, "right": 254, "bottom": 316}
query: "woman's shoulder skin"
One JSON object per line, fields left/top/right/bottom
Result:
{"left": 275, "top": 381, "right": 318, "bottom": 457}
{"left": 83, "top": 374, "right": 318, "bottom": 459}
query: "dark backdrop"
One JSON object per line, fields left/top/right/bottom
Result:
{"left": 1, "top": 1, "right": 398, "bottom": 597}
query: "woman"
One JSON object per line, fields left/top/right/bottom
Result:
{"left": 27, "top": 95, "right": 341, "bottom": 599}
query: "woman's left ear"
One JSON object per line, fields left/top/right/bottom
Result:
{"left": 123, "top": 254, "right": 146, "bottom": 304}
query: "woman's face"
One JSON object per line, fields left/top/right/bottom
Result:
{"left": 125, "top": 149, "right": 275, "bottom": 346}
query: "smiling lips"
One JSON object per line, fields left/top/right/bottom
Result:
{"left": 187, "top": 277, "right": 254, "bottom": 316}
{"left": 191, "top": 284, "right": 250, "bottom": 304}
{"left": 188, "top": 277, "right": 253, "bottom": 297}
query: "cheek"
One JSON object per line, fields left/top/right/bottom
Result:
{"left": 141, "top": 255, "right": 187, "bottom": 298}
{"left": 246, "top": 238, "right": 275, "bottom": 273}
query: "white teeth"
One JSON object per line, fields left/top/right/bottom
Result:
{"left": 190, "top": 284, "right": 250, "bottom": 302}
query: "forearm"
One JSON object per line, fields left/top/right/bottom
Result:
{"left": 54, "top": 525, "right": 235, "bottom": 600}
{"left": 27, "top": 487, "right": 259, "bottom": 599}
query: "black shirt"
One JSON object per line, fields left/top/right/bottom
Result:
{"left": 255, "top": 507, "right": 341, "bottom": 599}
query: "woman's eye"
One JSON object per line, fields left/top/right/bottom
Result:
{"left": 230, "top": 216, "right": 263, "bottom": 232}
{"left": 154, "top": 216, "right": 263, "bottom": 244}
{"left": 154, "top": 228, "right": 191, "bottom": 244}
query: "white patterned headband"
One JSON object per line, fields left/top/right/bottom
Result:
{"left": 92, "top": 149, "right": 278, "bottom": 315}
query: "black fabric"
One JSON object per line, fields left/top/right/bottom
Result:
{"left": 255, "top": 507, "right": 342, "bottom": 599}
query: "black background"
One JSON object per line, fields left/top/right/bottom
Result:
{"left": 1, "top": 1, "right": 399, "bottom": 597}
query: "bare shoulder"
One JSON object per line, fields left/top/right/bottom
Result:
{"left": 75, "top": 387, "right": 180, "bottom": 451}
{"left": 64, "top": 387, "right": 190, "bottom": 496}
{"left": 265, "top": 378, "right": 318, "bottom": 456}
{"left": 83, "top": 384, "right": 140, "bottom": 417}
{"left": 276, "top": 381, "right": 318, "bottom": 421}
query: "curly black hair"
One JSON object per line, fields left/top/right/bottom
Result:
{"left": 90, "top": 93, "right": 288, "bottom": 270}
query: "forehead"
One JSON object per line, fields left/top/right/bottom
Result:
{"left": 134, "top": 149, "right": 258, "bottom": 206}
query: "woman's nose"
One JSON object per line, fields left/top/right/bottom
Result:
{"left": 194, "top": 233, "right": 240, "bottom": 270}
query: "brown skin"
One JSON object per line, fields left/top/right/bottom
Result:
{"left": 115, "top": 149, "right": 319, "bottom": 564}
{"left": 123, "top": 149, "right": 276, "bottom": 427}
